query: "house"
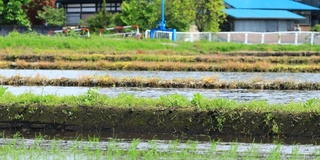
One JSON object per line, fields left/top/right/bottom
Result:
{"left": 295, "top": 0, "right": 320, "bottom": 26}
{"left": 55, "top": 0, "right": 122, "bottom": 25}
{"left": 224, "top": 0, "right": 319, "bottom": 32}
{"left": 56, "top": 0, "right": 319, "bottom": 32}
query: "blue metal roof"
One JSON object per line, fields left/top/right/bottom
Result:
{"left": 225, "top": 0, "right": 319, "bottom": 10}
{"left": 226, "top": 9, "right": 305, "bottom": 19}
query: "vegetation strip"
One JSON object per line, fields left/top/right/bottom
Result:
{"left": 2, "top": 53, "right": 320, "bottom": 64}
{"left": 0, "top": 87, "right": 320, "bottom": 138}
{"left": 1, "top": 75, "right": 320, "bottom": 90}
{"left": 2, "top": 33, "right": 320, "bottom": 72}
{"left": 2, "top": 60, "right": 320, "bottom": 72}
{"left": 3, "top": 32, "right": 320, "bottom": 54}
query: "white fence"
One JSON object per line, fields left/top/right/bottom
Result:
{"left": 145, "top": 30, "right": 320, "bottom": 45}
{"left": 147, "top": 30, "right": 173, "bottom": 40}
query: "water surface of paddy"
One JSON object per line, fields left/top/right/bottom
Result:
{"left": 0, "top": 137, "right": 319, "bottom": 159}
{"left": 4, "top": 86, "right": 320, "bottom": 104}
{"left": 1, "top": 69, "right": 320, "bottom": 82}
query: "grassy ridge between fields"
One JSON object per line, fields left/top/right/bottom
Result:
{"left": 1, "top": 32, "right": 320, "bottom": 72}
{"left": 1, "top": 32, "right": 320, "bottom": 54}
{"left": 3, "top": 53, "right": 320, "bottom": 63}
{"left": 1, "top": 75, "right": 320, "bottom": 90}
{"left": 3, "top": 60, "right": 320, "bottom": 72}
{"left": 0, "top": 87, "right": 320, "bottom": 137}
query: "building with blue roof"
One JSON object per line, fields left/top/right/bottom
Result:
{"left": 225, "top": 0, "right": 319, "bottom": 10}
{"left": 223, "top": 0, "right": 320, "bottom": 32}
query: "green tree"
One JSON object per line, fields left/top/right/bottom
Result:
{"left": 3, "top": 0, "right": 31, "bottom": 27}
{"left": 119, "top": 0, "right": 196, "bottom": 32}
{"left": 86, "top": 0, "right": 112, "bottom": 32}
{"left": 37, "top": 6, "right": 65, "bottom": 26}
{"left": 111, "top": 12, "right": 126, "bottom": 26}
{"left": 120, "top": 0, "right": 160, "bottom": 31}
{"left": 312, "top": 24, "right": 320, "bottom": 32}
{"left": 26, "top": 0, "right": 55, "bottom": 25}
{"left": 194, "top": 0, "right": 226, "bottom": 32}
{"left": 0, "top": 0, "right": 3, "bottom": 15}
{"left": 165, "top": 0, "right": 195, "bottom": 31}
{"left": 0, "top": 0, "right": 3, "bottom": 24}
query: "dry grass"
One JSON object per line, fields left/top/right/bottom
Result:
{"left": 1, "top": 75, "right": 320, "bottom": 90}
{"left": 2, "top": 60, "right": 320, "bottom": 72}
{"left": 1, "top": 51, "right": 320, "bottom": 64}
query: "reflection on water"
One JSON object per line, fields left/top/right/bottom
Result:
{"left": 5, "top": 86, "right": 89, "bottom": 96}
{"left": 1, "top": 69, "right": 320, "bottom": 82}
{"left": 0, "top": 137, "right": 319, "bottom": 159}
{"left": 4, "top": 86, "right": 320, "bottom": 104}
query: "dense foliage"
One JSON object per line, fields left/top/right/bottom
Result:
{"left": 120, "top": 0, "right": 160, "bottom": 31}
{"left": 111, "top": 12, "right": 127, "bottom": 26}
{"left": 118, "top": 0, "right": 225, "bottom": 31}
{"left": 165, "top": 0, "right": 195, "bottom": 31}
{"left": 0, "top": 0, "right": 3, "bottom": 15}
{"left": 25, "top": 0, "right": 55, "bottom": 25}
{"left": 312, "top": 24, "right": 320, "bottom": 32}
{"left": 1, "top": 0, "right": 31, "bottom": 27}
{"left": 86, "top": 0, "right": 112, "bottom": 32}
{"left": 37, "top": 6, "right": 65, "bottom": 26}
{"left": 0, "top": 0, "right": 63, "bottom": 27}
{"left": 194, "top": 0, "right": 226, "bottom": 32}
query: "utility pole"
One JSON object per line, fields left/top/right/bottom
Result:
{"left": 150, "top": 0, "right": 176, "bottom": 41}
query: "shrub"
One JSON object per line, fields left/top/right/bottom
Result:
{"left": 37, "top": 6, "right": 66, "bottom": 26}
{"left": 86, "top": 0, "right": 112, "bottom": 32}
{"left": 312, "top": 24, "right": 320, "bottom": 32}
{"left": 26, "top": 0, "right": 55, "bottom": 25}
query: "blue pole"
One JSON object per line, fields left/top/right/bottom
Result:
{"left": 157, "top": 0, "right": 165, "bottom": 30}
{"left": 162, "top": 0, "right": 164, "bottom": 24}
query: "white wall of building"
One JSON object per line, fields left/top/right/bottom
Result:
{"left": 234, "top": 20, "right": 295, "bottom": 32}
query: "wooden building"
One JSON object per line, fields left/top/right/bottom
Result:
{"left": 55, "top": 0, "right": 122, "bottom": 25}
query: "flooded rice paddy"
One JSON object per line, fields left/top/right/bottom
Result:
{"left": 2, "top": 69, "right": 320, "bottom": 103}
{"left": 1, "top": 69, "right": 320, "bottom": 158}
{"left": 1, "top": 137, "right": 320, "bottom": 159}
{"left": 1, "top": 69, "right": 320, "bottom": 82}
{"left": 4, "top": 85, "right": 320, "bottom": 104}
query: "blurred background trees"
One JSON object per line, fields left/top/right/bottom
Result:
{"left": 26, "top": 0, "right": 55, "bottom": 25}
{"left": 0, "top": 0, "right": 64, "bottom": 28}
{"left": 0, "top": 0, "right": 226, "bottom": 33}
{"left": 116, "top": 0, "right": 226, "bottom": 32}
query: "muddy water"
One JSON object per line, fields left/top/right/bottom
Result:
{"left": 4, "top": 86, "right": 320, "bottom": 104}
{"left": 1, "top": 69, "right": 320, "bottom": 82}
